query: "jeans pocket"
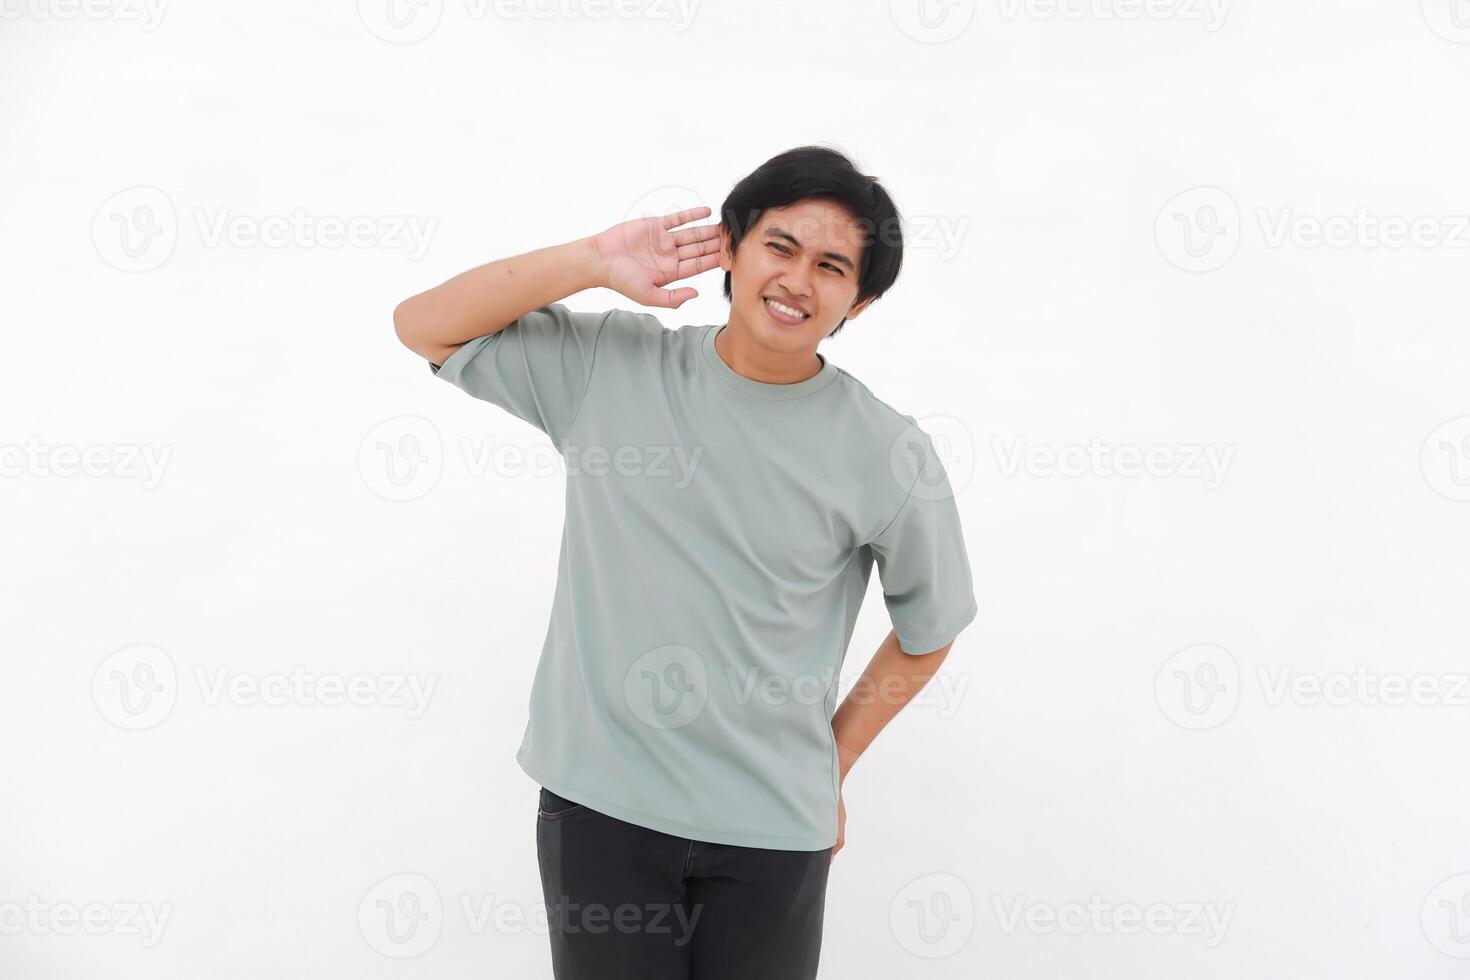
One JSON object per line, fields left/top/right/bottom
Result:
{"left": 537, "top": 787, "right": 588, "bottom": 820}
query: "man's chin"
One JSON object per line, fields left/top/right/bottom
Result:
{"left": 747, "top": 301, "right": 817, "bottom": 349}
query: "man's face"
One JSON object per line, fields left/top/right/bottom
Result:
{"left": 720, "top": 199, "right": 874, "bottom": 351}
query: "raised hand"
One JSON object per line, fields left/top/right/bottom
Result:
{"left": 591, "top": 206, "right": 723, "bottom": 309}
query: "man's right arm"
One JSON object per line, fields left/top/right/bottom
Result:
{"left": 392, "top": 207, "right": 722, "bottom": 367}
{"left": 392, "top": 236, "right": 608, "bottom": 368}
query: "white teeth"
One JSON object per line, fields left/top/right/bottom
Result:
{"left": 765, "top": 298, "right": 808, "bottom": 319}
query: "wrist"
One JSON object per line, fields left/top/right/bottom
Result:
{"left": 573, "top": 234, "right": 608, "bottom": 291}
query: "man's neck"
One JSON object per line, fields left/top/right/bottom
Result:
{"left": 717, "top": 317, "right": 824, "bottom": 384}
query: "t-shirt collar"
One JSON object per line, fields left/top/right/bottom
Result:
{"left": 700, "top": 323, "right": 839, "bottom": 400}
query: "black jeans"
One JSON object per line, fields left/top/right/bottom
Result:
{"left": 535, "top": 787, "right": 831, "bottom": 979}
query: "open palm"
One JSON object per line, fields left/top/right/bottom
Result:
{"left": 592, "top": 206, "right": 722, "bottom": 309}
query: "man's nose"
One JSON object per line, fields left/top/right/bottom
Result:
{"left": 779, "top": 265, "right": 814, "bottom": 298}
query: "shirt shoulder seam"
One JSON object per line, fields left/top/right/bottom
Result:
{"left": 559, "top": 308, "right": 622, "bottom": 450}
{"left": 830, "top": 365, "right": 920, "bottom": 431}
{"left": 868, "top": 460, "right": 923, "bottom": 544}
{"left": 831, "top": 366, "right": 933, "bottom": 544}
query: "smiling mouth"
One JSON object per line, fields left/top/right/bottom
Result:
{"left": 764, "top": 297, "right": 810, "bottom": 322}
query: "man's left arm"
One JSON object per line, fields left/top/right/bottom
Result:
{"left": 830, "top": 427, "right": 977, "bottom": 857}
{"left": 829, "top": 628, "right": 954, "bottom": 857}
{"left": 833, "top": 629, "right": 952, "bottom": 779}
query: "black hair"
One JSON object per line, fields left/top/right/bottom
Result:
{"left": 720, "top": 145, "right": 903, "bottom": 338}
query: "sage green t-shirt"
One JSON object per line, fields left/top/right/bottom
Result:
{"left": 429, "top": 303, "right": 977, "bottom": 850}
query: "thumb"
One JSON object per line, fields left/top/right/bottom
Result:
{"left": 647, "top": 286, "right": 697, "bottom": 308}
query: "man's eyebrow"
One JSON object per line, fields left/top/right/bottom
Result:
{"left": 763, "top": 226, "right": 857, "bottom": 273}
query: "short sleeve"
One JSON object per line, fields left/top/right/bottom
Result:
{"left": 428, "top": 303, "right": 612, "bottom": 450}
{"left": 867, "top": 431, "right": 979, "bottom": 655}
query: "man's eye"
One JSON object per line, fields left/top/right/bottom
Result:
{"left": 766, "top": 243, "right": 842, "bottom": 274}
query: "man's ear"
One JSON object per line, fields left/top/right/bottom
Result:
{"left": 718, "top": 225, "right": 734, "bottom": 273}
{"left": 846, "top": 295, "right": 876, "bottom": 320}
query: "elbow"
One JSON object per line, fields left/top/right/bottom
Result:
{"left": 393, "top": 298, "right": 421, "bottom": 351}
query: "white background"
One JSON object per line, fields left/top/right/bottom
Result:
{"left": 4, "top": 1, "right": 1470, "bottom": 977}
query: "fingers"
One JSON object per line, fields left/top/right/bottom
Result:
{"left": 671, "top": 251, "right": 721, "bottom": 281}
{"left": 674, "top": 234, "right": 720, "bottom": 261}
{"left": 659, "top": 206, "right": 711, "bottom": 230}
{"left": 670, "top": 222, "right": 721, "bottom": 248}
